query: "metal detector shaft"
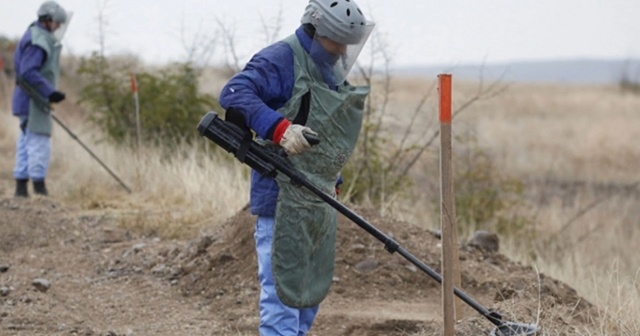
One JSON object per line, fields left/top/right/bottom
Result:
{"left": 16, "top": 77, "right": 132, "bottom": 193}
{"left": 50, "top": 113, "right": 132, "bottom": 193}
{"left": 197, "top": 111, "right": 506, "bottom": 327}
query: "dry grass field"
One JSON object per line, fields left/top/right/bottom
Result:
{"left": 1, "top": 66, "right": 639, "bottom": 334}
{"left": 383, "top": 76, "right": 640, "bottom": 333}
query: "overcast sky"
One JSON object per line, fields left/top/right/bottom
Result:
{"left": 1, "top": 0, "right": 639, "bottom": 68}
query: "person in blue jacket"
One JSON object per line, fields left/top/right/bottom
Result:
{"left": 219, "top": 0, "right": 375, "bottom": 334}
{"left": 12, "top": 1, "right": 70, "bottom": 197}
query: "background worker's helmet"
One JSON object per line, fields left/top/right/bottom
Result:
{"left": 37, "top": 1, "right": 68, "bottom": 24}
{"left": 301, "top": 0, "right": 375, "bottom": 85}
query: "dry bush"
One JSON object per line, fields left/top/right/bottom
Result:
{"left": 55, "top": 128, "right": 250, "bottom": 238}
{"left": 0, "top": 110, "right": 19, "bottom": 178}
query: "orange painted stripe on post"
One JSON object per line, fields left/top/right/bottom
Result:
{"left": 438, "top": 74, "right": 452, "bottom": 123}
{"left": 129, "top": 73, "right": 137, "bottom": 93}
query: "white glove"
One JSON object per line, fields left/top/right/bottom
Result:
{"left": 280, "top": 124, "right": 318, "bottom": 156}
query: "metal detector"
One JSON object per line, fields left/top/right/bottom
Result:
{"left": 197, "top": 111, "right": 539, "bottom": 336}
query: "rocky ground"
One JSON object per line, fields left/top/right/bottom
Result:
{"left": 0, "top": 177, "right": 599, "bottom": 336}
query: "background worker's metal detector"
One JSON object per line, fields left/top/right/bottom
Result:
{"left": 16, "top": 77, "right": 132, "bottom": 193}
{"left": 197, "top": 111, "right": 539, "bottom": 336}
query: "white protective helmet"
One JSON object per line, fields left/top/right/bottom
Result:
{"left": 37, "top": 1, "right": 68, "bottom": 24}
{"left": 301, "top": 0, "right": 375, "bottom": 84}
{"left": 301, "top": 0, "right": 371, "bottom": 45}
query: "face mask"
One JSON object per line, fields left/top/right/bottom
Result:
{"left": 308, "top": 21, "right": 375, "bottom": 86}
{"left": 52, "top": 11, "right": 73, "bottom": 42}
{"left": 309, "top": 40, "right": 340, "bottom": 66}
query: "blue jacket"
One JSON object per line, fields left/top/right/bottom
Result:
{"left": 12, "top": 22, "right": 56, "bottom": 117}
{"left": 220, "top": 26, "right": 321, "bottom": 217}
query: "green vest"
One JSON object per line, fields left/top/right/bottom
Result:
{"left": 27, "top": 25, "right": 61, "bottom": 135}
{"left": 271, "top": 34, "right": 370, "bottom": 307}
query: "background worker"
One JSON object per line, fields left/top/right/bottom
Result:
{"left": 12, "top": 1, "right": 70, "bottom": 197}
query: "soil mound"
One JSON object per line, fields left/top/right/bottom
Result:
{"left": 141, "top": 206, "right": 598, "bottom": 335}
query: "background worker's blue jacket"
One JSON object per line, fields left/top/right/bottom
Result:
{"left": 220, "top": 26, "right": 333, "bottom": 217}
{"left": 12, "top": 22, "right": 56, "bottom": 117}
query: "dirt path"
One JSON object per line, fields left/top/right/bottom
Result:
{"left": 0, "top": 188, "right": 219, "bottom": 335}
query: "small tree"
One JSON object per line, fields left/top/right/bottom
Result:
{"left": 76, "top": 0, "right": 220, "bottom": 148}
{"left": 619, "top": 59, "right": 640, "bottom": 94}
{"left": 0, "top": 35, "right": 17, "bottom": 77}
{"left": 341, "top": 29, "right": 511, "bottom": 213}
{"left": 77, "top": 52, "right": 220, "bottom": 147}
{"left": 0, "top": 35, "right": 17, "bottom": 109}
{"left": 450, "top": 133, "right": 531, "bottom": 238}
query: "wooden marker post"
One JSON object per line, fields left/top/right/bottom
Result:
{"left": 130, "top": 72, "right": 141, "bottom": 151}
{"left": 0, "top": 56, "right": 10, "bottom": 112}
{"left": 438, "top": 74, "right": 462, "bottom": 335}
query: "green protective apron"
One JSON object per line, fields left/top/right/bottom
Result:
{"left": 27, "top": 25, "right": 61, "bottom": 136}
{"left": 271, "top": 34, "right": 370, "bottom": 307}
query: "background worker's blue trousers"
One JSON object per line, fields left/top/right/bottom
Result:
{"left": 13, "top": 117, "right": 51, "bottom": 182}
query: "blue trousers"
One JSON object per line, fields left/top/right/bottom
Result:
{"left": 255, "top": 216, "right": 319, "bottom": 336}
{"left": 13, "top": 117, "right": 51, "bottom": 181}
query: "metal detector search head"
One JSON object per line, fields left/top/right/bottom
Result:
{"left": 490, "top": 321, "right": 539, "bottom": 336}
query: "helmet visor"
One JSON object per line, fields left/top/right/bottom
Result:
{"left": 309, "top": 21, "right": 375, "bottom": 86}
{"left": 53, "top": 11, "right": 73, "bottom": 42}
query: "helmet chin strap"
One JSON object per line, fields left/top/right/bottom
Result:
{"left": 340, "top": 54, "right": 350, "bottom": 73}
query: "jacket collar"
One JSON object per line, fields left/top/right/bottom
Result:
{"left": 295, "top": 26, "right": 313, "bottom": 54}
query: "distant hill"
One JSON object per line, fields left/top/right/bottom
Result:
{"left": 394, "top": 58, "right": 640, "bottom": 84}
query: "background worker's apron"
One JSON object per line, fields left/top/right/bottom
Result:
{"left": 27, "top": 25, "right": 61, "bottom": 135}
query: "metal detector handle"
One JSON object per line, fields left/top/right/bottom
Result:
{"left": 303, "top": 131, "right": 320, "bottom": 146}
{"left": 275, "top": 131, "right": 320, "bottom": 159}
